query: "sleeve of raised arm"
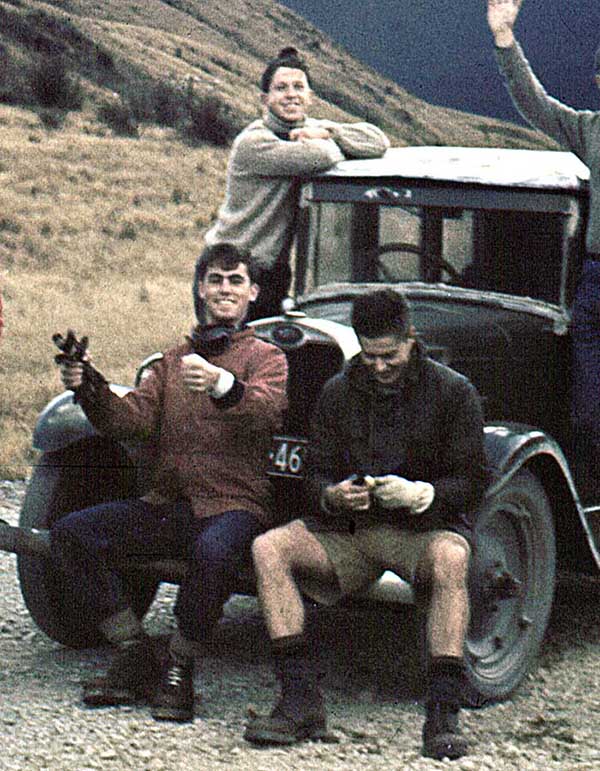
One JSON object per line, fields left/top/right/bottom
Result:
{"left": 321, "top": 121, "right": 390, "bottom": 159}
{"left": 77, "top": 360, "right": 164, "bottom": 441}
{"left": 496, "top": 41, "right": 594, "bottom": 158}
{"left": 234, "top": 129, "right": 344, "bottom": 177}
{"left": 212, "top": 344, "right": 288, "bottom": 433}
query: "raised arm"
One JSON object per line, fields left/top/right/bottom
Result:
{"left": 487, "top": 0, "right": 522, "bottom": 48}
{"left": 488, "top": 0, "right": 595, "bottom": 160}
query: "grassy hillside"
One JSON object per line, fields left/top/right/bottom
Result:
{"left": 0, "top": 0, "right": 553, "bottom": 148}
{"left": 0, "top": 0, "right": 554, "bottom": 478}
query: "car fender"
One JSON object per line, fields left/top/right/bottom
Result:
{"left": 483, "top": 422, "right": 600, "bottom": 571}
{"left": 483, "top": 422, "right": 575, "bottom": 496}
{"left": 33, "top": 385, "right": 131, "bottom": 454}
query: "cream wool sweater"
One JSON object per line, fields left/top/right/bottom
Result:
{"left": 204, "top": 111, "right": 390, "bottom": 268}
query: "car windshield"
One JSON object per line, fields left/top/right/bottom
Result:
{"left": 301, "top": 201, "right": 578, "bottom": 306}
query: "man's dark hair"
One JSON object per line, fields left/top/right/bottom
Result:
{"left": 351, "top": 289, "right": 412, "bottom": 339}
{"left": 260, "top": 46, "right": 311, "bottom": 93}
{"left": 192, "top": 244, "right": 259, "bottom": 321}
{"left": 194, "top": 243, "right": 259, "bottom": 283}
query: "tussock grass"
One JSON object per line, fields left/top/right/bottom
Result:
{"left": 0, "top": 105, "right": 225, "bottom": 479}
{"left": 0, "top": 270, "right": 195, "bottom": 479}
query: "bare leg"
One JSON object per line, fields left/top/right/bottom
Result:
{"left": 416, "top": 534, "right": 471, "bottom": 659}
{"left": 251, "top": 520, "right": 338, "bottom": 640}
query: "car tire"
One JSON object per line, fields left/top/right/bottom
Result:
{"left": 17, "top": 441, "right": 159, "bottom": 648}
{"left": 464, "top": 468, "right": 556, "bottom": 706}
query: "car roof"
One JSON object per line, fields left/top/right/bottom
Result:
{"left": 320, "top": 146, "right": 590, "bottom": 192}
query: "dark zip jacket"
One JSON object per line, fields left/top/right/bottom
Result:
{"left": 305, "top": 343, "right": 487, "bottom": 539}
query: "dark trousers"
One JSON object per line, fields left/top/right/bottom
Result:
{"left": 51, "top": 499, "right": 263, "bottom": 642}
{"left": 571, "top": 259, "right": 600, "bottom": 442}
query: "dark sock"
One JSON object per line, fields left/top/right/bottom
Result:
{"left": 427, "top": 656, "right": 465, "bottom": 706}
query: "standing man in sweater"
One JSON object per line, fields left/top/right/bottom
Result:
{"left": 488, "top": 0, "right": 600, "bottom": 486}
{"left": 203, "top": 46, "right": 390, "bottom": 319}
{"left": 52, "top": 244, "right": 288, "bottom": 723}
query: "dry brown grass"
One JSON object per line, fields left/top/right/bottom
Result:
{"left": 0, "top": 105, "right": 226, "bottom": 478}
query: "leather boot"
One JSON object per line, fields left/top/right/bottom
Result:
{"left": 83, "top": 637, "right": 161, "bottom": 706}
{"left": 244, "top": 636, "right": 328, "bottom": 745}
{"left": 151, "top": 653, "right": 195, "bottom": 722}
{"left": 421, "top": 656, "right": 468, "bottom": 760}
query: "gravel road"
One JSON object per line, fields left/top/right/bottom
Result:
{"left": 1, "top": 479, "right": 599, "bottom": 771}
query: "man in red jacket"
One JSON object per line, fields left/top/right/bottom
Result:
{"left": 52, "top": 243, "right": 288, "bottom": 722}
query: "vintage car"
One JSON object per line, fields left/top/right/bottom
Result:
{"left": 2, "top": 146, "right": 599, "bottom": 708}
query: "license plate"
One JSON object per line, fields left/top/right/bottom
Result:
{"left": 267, "top": 435, "right": 309, "bottom": 479}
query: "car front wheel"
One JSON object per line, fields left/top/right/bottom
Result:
{"left": 17, "top": 439, "right": 158, "bottom": 648}
{"left": 465, "top": 468, "right": 556, "bottom": 705}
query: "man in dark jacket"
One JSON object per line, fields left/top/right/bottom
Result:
{"left": 52, "top": 243, "right": 288, "bottom": 723}
{"left": 244, "top": 288, "right": 486, "bottom": 760}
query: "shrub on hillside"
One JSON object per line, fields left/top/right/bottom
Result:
{"left": 179, "top": 94, "right": 241, "bottom": 147}
{"left": 38, "top": 109, "right": 66, "bottom": 131}
{"left": 29, "top": 56, "right": 83, "bottom": 110}
{"left": 151, "top": 81, "right": 187, "bottom": 126}
{"left": 0, "top": 45, "right": 19, "bottom": 104}
{"left": 97, "top": 97, "right": 139, "bottom": 137}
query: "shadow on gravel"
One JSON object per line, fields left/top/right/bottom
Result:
{"left": 209, "top": 601, "right": 424, "bottom": 701}
{"left": 208, "top": 574, "right": 599, "bottom": 705}
{"left": 539, "top": 574, "right": 600, "bottom": 665}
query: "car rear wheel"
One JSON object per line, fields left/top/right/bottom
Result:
{"left": 465, "top": 468, "right": 556, "bottom": 705}
{"left": 17, "top": 440, "right": 158, "bottom": 648}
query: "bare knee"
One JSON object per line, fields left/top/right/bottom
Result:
{"left": 420, "top": 535, "right": 470, "bottom": 589}
{"left": 251, "top": 521, "right": 302, "bottom": 573}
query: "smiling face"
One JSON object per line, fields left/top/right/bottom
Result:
{"left": 261, "top": 66, "right": 312, "bottom": 123}
{"left": 197, "top": 262, "right": 259, "bottom": 326}
{"left": 358, "top": 332, "right": 416, "bottom": 385}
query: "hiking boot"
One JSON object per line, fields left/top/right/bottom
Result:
{"left": 83, "top": 638, "right": 160, "bottom": 707}
{"left": 422, "top": 701, "right": 468, "bottom": 760}
{"left": 150, "top": 655, "right": 195, "bottom": 722}
{"left": 244, "top": 692, "right": 328, "bottom": 745}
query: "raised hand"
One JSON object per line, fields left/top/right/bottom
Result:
{"left": 52, "top": 329, "right": 89, "bottom": 365}
{"left": 53, "top": 330, "right": 89, "bottom": 391}
{"left": 487, "top": 0, "right": 522, "bottom": 47}
{"left": 52, "top": 330, "right": 106, "bottom": 393}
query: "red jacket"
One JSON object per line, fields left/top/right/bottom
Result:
{"left": 78, "top": 328, "right": 288, "bottom": 525}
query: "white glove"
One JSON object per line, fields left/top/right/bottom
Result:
{"left": 372, "top": 475, "right": 435, "bottom": 514}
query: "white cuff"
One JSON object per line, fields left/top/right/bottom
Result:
{"left": 412, "top": 482, "right": 435, "bottom": 514}
{"left": 208, "top": 369, "right": 235, "bottom": 398}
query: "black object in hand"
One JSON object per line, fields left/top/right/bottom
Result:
{"left": 52, "top": 330, "right": 107, "bottom": 395}
{"left": 52, "top": 329, "right": 89, "bottom": 365}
